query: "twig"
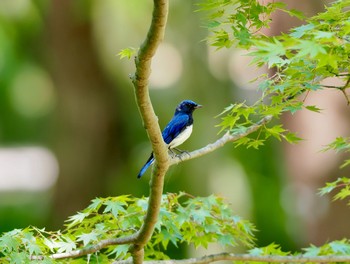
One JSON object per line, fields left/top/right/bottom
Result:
{"left": 30, "top": 235, "right": 138, "bottom": 260}
{"left": 169, "top": 115, "right": 273, "bottom": 165}
{"left": 335, "top": 73, "right": 350, "bottom": 77}
{"left": 321, "top": 78, "right": 350, "bottom": 104}
{"left": 321, "top": 84, "right": 344, "bottom": 89}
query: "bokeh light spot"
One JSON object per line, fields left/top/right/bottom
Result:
{"left": 10, "top": 64, "right": 56, "bottom": 118}
{"left": 0, "top": 147, "right": 59, "bottom": 191}
{"left": 149, "top": 42, "right": 183, "bottom": 89}
{"left": 0, "top": 0, "right": 30, "bottom": 19}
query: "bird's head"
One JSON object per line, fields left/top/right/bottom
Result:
{"left": 176, "top": 100, "right": 202, "bottom": 114}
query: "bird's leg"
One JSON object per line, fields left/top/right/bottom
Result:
{"left": 173, "top": 148, "right": 190, "bottom": 157}
{"left": 169, "top": 148, "right": 182, "bottom": 161}
{"left": 169, "top": 148, "right": 190, "bottom": 162}
{"left": 168, "top": 148, "right": 183, "bottom": 161}
{"left": 168, "top": 148, "right": 177, "bottom": 157}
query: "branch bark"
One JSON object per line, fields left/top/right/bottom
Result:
{"left": 112, "top": 253, "right": 350, "bottom": 264}
{"left": 130, "top": 0, "right": 169, "bottom": 262}
{"left": 169, "top": 115, "right": 273, "bottom": 165}
{"left": 31, "top": 235, "right": 137, "bottom": 260}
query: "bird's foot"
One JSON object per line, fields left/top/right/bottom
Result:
{"left": 169, "top": 148, "right": 190, "bottom": 161}
{"left": 173, "top": 148, "right": 190, "bottom": 157}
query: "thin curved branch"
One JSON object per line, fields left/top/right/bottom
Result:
{"left": 132, "top": 0, "right": 169, "bottom": 170}
{"left": 321, "top": 76, "right": 350, "bottom": 105}
{"left": 31, "top": 235, "right": 138, "bottom": 260}
{"left": 112, "top": 253, "right": 350, "bottom": 264}
{"left": 169, "top": 115, "right": 273, "bottom": 166}
{"left": 131, "top": 0, "right": 169, "bottom": 262}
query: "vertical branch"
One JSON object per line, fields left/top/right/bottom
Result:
{"left": 131, "top": 0, "right": 169, "bottom": 166}
{"left": 130, "top": 0, "right": 169, "bottom": 263}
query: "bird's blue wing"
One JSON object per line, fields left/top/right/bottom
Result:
{"left": 162, "top": 114, "right": 190, "bottom": 144}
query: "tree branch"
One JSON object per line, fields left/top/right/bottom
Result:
{"left": 130, "top": 0, "right": 169, "bottom": 262}
{"left": 321, "top": 76, "right": 350, "bottom": 105}
{"left": 169, "top": 115, "right": 273, "bottom": 166}
{"left": 31, "top": 235, "right": 138, "bottom": 260}
{"left": 132, "top": 0, "right": 169, "bottom": 170}
{"left": 112, "top": 252, "right": 350, "bottom": 264}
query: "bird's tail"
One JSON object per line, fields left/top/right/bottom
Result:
{"left": 137, "top": 153, "right": 154, "bottom": 179}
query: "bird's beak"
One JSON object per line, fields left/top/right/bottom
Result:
{"left": 195, "top": 104, "right": 203, "bottom": 109}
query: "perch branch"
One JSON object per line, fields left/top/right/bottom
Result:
{"left": 169, "top": 115, "right": 273, "bottom": 166}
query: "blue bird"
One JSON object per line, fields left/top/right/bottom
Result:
{"left": 137, "top": 100, "right": 202, "bottom": 178}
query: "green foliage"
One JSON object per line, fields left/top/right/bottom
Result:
{"left": 319, "top": 137, "right": 350, "bottom": 203}
{"left": 198, "top": 0, "right": 304, "bottom": 49}
{"left": 323, "top": 137, "right": 350, "bottom": 154}
{"left": 319, "top": 177, "right": 350, "bottom": 204}
{"left": 205, "top": 5, "right": 350, "bottom": 260}
{"left": 207, "top": 0, "right": 350, "bottom": 152}
{"left": 216, "top": 102, "right": 302, "bottom": 148}
{"left": 3, "top": 0, "right": 350, "bottom": 263}
{"left": 303, "top": 239, "right": 350, "bottom": 256}
{"left": 323, "top": 137, "right": 350, "bottom": 169}
{"left": 0, "top": 193, "right": 255, "bottom": 262}
{"left": 238, "top": 239, "right": 350, "bottom": 263}
{"left": 118, "top": 47, "right": 137, "bottom": 59}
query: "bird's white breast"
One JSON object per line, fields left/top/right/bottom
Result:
{"left": 168, "top": 125, "right": 193, "bottom": 149}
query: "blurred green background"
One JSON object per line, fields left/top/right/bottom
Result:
{"left": 1, "top": 0, "right": 350, "bottom": 258}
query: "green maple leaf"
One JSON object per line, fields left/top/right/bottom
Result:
{"left": 294, "top": 40, "right": 326, "bottom": 58}
{"left": 22, "top": 231, "right": 42, "bottom": 255}
{"left": 317, "top": 52, "right": 339, "bottom": 69}
{"left": 333, "top": 186, "right": 350, "bottom": 201}
{"left": 0, "top": 231, "right": 21, "bottom": 252}
{"left": 103, "top": 200, "right": 127, "bottom": 217}
{"left": 305, "top": 105, "right": 322, "bottom": 113}
{"left": 118, "top": 47, "right": 136, "bottom": 59}
{"left": 77, "top": 231, "right": 99, "bottom": 246}
{"left": 107, "top": 244, "right": 129, "bottom": 258}
{"left": 56, "top": 237, "right": 76, "bottom": 253}
{"left": 217, "top": 234, "right": 236, "bottom": 247}
{"left": 234, "top": 137, "right": 251, "bottom": 148}
{"left": 329, "top": 240, "right": 350, "bottom": 254}
{"left": 340, "top": 159, "right": 350, "bottom": 169}
{"left": 86, "top": 197, "right": 103, "bottom": 211}
{"left": 285, "top": 102, "right": 303, "bottom": 114}
{"left": 249, "top": 247, "right": 264, "bottom": 256}
{"left": 247, "top": 139, "right": 265, "bottom": 149}
{"left": 9, "top": 252, "right": 29, "bottom": 264}
{"left": 192, "top": 208, "right": 211, "bottom": 224}
{"left": 66, "top": 212, "right": 89, "bottom": 228}
{"left": 265, "top": 125, "right": 286, "bottom": 141}
{"left": 303, "top": 244, "right": 321, "bottom": 256}
{"left": 318, "top": 181, "right": 337, "bottom": 196}
{"left": 290, "top": 23, "right": 315, "bottom": 38}
{"left": 283, "top": 132, "right": 302, "bottom": 144}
